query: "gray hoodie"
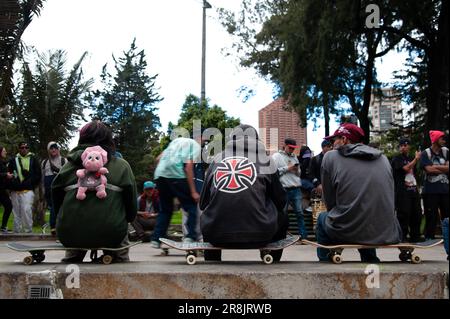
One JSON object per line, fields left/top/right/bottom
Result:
{"left": 321, "top": 144, "right": 402, "bottom": 245}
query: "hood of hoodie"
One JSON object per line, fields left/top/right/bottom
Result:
{"left": 66, "top": 144, "right": 92, "bottom": 166}
{"left": 337, "top": 143, "right": 382, "bottom": 161}
{"left": 222, "top": 136, "right": 270, "bottom": 162}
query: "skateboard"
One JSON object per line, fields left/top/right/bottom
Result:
{"left": 159, "top": 235, "right": 300, "bottom": 265}
{"left": 301, "top": 239, "right": 443, "bottom": 264}
{"left": 6, "top": 241, "right": 142, "bottom": 265}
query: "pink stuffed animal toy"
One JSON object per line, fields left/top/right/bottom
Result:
{"left": 76, "top": 146, "right": 109, "bottom": 200}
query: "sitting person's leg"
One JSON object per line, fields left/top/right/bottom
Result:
{"left": 131, "top": 215, "right": 156, "bottom": 242}
{"left": 358, "top": 248, "right": 380, "bottom": 263}
{"left": 61, "top": 250, "right": 87, "bottom": 263}
{"left": 315, "top": 212, "right": 333, "bottom": 261}
{"left": 104, "top": 234, "right": 130, "bottom": 262}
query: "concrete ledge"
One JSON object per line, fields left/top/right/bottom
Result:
{"left": 1, "top": 241, "right": 447, "bottom": 299}
{"left": 0, "top": 264, "right": 447, "bottom": 299}
{"left": 1, "top": 262, "right": 447, "bottom": 299}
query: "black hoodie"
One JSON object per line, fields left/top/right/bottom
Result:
{"left": 321, "top": 143, "right": 402, "bottom": 245}
{"left": 199, "top": 136, "right": 287, "bottom": 245}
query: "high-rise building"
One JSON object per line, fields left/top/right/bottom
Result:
{"left": 369, "top": 88, "right": 403, "bottom": 134}
{"left": 258, "top": 98, "right": 307, "bottom": 154}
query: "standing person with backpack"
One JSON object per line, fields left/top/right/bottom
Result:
{"left": 420, "top": 130, "right": 449, "bottom": 240}
{"left": 52, "top": 121, "right": 137, "bottom": 263}
{"left": 41, "top": 142, "right": 66, "bottom": 236}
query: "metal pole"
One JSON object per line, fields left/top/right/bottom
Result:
{"left": 201, "top": 1, "right": 211, "bottom": 105}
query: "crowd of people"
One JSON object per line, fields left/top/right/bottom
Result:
{"left": 0, "top": 120, "right": 448, "bottom": 263}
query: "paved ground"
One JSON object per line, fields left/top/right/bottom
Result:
{"left": 0, "top": 239, "right": 448, "bottom": 299}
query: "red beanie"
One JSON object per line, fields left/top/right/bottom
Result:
{"left": 429, "top": 130, "right": 445, "bottom": 144}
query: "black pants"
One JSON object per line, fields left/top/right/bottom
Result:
{"left": 0, "top": 189, "right": 12, "bottom": 229}
{"left": 395, "top": 190, "right": 422, "bottom": 241}
{"left": 423, "top": 193, "right": 449, "bottom": 239}
{"left": 152, "top": 178, "right": 198, "bottom": 242}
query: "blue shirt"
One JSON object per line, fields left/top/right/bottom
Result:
{"left": 154, "top": 138, "right": 201, "bottom": 179}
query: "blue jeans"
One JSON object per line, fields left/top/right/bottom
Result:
{"left": 442, "top": 218, "right": 449, "bottom": 257}
{"left": 315, "top": 212, "right": 379, "bottom": 262}
{"left": 285, "top": 188, "right": 307, "bottom": 239}
{"left": 301, "top": 179, "right": 314, "bottom": 193}
{"left": 152, "top": 178, "right": 198, "bottom": 242}
{"left": 44, "top": 175, "right": 56, "bottom": 228}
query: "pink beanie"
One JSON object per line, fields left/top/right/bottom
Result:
{"left": 429, "top": 130, "right": 445, "bottom": 144}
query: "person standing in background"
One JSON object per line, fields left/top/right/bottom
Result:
{"left": 0, "top": 146, "right": 14, "bottom": 233}
{"left": 41, "top": 141, "right": 66, "bottom": 236}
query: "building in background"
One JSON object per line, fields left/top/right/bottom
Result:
{"left": 369, "top": 88, "right": 403, "bottom": 135}
{"left": 258, "top": 98, "right": 307, "bottom": 155}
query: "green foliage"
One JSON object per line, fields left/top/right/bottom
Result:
{"left": 0, "top": 0, "right": 46, "bottom": 109}
{"left": 0, "top": 120, "right": 24, "bottom": 156}
{"left": 90, "top": 39, "right": 162, "bottom": 176}
{"left": 218, "top": 0, "right": 448, "bottom": 140}
{"left": 176, "top": 94, "right": 240, "bottom": 146}
{"left": 10, "top": 49, "right": 92, "bottom": 158}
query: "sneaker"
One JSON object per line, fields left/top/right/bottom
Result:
{"left": 183, "top": 237, "right": 195, "bottom": 244}
{"left": 140, "top": 235, "right": 151, "bottom": 243}
{"left": 0, "top": 228, "right": 11, "bottom": 234}
{"left": 150, "top": 240, "right": 161, "bottom": 249}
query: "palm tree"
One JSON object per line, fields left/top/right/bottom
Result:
{"left": 12, "top": 49, "right": 93, "bottom": 157}
{"left": 0, "top": 0, "right": 45, "bottom": 112}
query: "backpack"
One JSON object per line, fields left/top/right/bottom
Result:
{"left": 424, "top": 146, "right": 449, "bottom": 184}
{"left": 425, "top": 146, "right": 448, "bottom": 162}
{"left": 42, "top": 157, "right": 66, "bottom": 175}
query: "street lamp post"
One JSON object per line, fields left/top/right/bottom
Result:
{"left": 201, "top": 0, "right": 212, "bottom": 106}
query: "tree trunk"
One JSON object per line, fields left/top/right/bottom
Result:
{"left": 425, "top": 0, "right": 449, "bottom": 136}
{"left": 323, "top": 95, "right": 330, "bottom": 137}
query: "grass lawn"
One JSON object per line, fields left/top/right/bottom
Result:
{"left": 170, "top": 210, "right": 182, "bottom": 225}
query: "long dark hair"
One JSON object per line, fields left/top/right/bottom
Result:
{"left": 0, "top": 146, "right": 4, "bottom": 161}
{"left": 78, "top": 121, "right": 115, "bottom": 159}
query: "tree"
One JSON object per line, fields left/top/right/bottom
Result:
{"left": 176, "top": 94, "right": 240, "bottom": 145}
{"left": 90, "top": 39, "right": 162, "bottom": 176}
{"left": 11, "top": 49, "right": 92, "bottom": 158}
{"left": 218, "top": 0, "right": 448, "bottom": 142}
{"left": 388, "top": 0, "right": 448, "bottom": 137}
{"left": 0, "top": 0, "right": 45, "bottom": 110}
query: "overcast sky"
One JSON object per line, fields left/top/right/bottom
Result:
{"left": 21, "top": 0, "right": 406, "bottom": 154}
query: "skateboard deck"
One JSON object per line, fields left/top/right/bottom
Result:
{"left": 301, "top": 239, "right": 443, "bottom": 264}
{"left": 159, "top": 235, "right": 300, "bottom": 265}
{"left": 7, "top": 241, "right": 142, "bottom": 265}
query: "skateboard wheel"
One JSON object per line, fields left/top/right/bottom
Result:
{"left": 161, "top": 248, "right": 169, "bottom": 256}
{"left": 411, "top": 254, "right": 421, "bottom": 264}
{"left": 102, "top": 255, "right": 113, "bottom": 265}
{"left": 262, "top": 254, "right": 274, "bottom": 265}
{"left": 186, "top": 255, "right": 197, "bottom": 265}
{"left": 332, "top": 254, "right": 342, "bottom": 264}
{"left": 23, "top": 256, "right": 34, "bottom": 265}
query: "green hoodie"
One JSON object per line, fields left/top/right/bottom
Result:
{"left": 52, "top": 144, "right": 137, "bottom": 248}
